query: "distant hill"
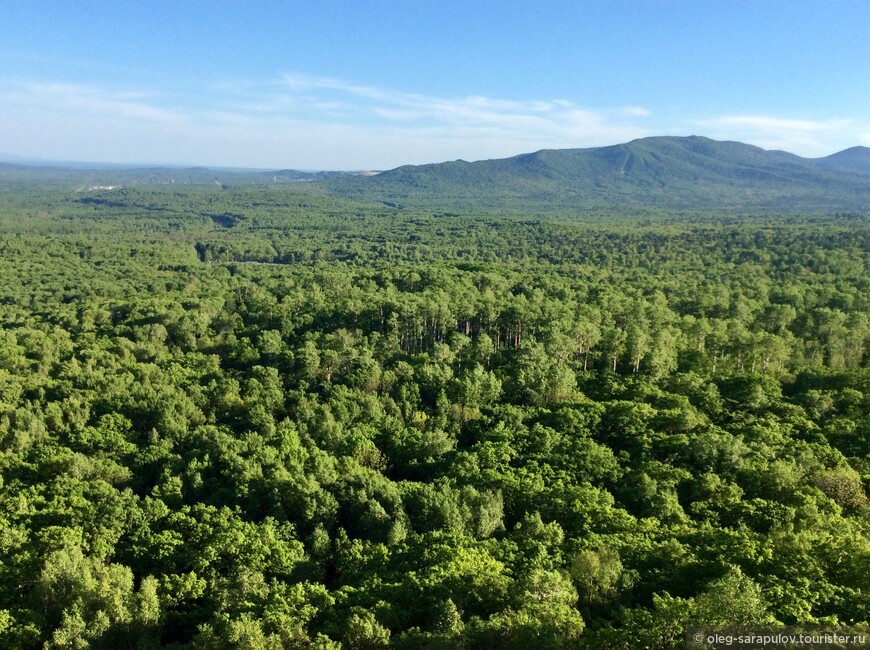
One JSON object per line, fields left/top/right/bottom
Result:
{"left": 0, "top": 160, "right": 357, "bottom": 190}
{"left": 812, "top": 146, "right": 870, "bottom": 175}
{"left": 321, "top": 136, "right": 870, "bottom": 213}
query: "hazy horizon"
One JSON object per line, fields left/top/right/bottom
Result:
{"left": 3, "top": 134, "right": 870, "bottom": 174}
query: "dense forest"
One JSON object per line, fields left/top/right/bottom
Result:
{"left": 1, "top": 181, "right": 870, "bottom": 648}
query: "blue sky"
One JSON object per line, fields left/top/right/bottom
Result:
{"left": 2, "top": 1, "right": 869, "bottom": 169}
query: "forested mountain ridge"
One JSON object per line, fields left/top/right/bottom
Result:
{"left": 5, "top": 136, "right": 870, "bottom": 214}
{"left": 322, "top": 136, "right": 870, "bottom": 212}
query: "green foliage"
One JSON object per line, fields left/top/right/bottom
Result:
{"left": 1, "top": 181, "right": 870, "bottom": 646}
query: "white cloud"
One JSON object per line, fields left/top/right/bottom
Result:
{"left": 704, "top": 115, "right": 842, "bottom": 132}
{"left": 273, "top": 73, "right": 651, "bottom": 157}
{"left": 282, "top": 73, "right": 386, "bottom": 100}
{"left": 0, "top": 73, "right": 655, "bottom": 168}
{"left": 0, "top": 81, "right": 182, "bottom": 124}
{"left": 621, "top": 106, "right": 652, "bottom": 117}
{"left": 695, "top": 114, "right": 857, "bottom": 157}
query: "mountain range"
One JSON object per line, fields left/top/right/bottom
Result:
{"left": 322, "top": 136, "right": 870, "bottom": 213}
{"left": 4, "top": 136, "right": 870, "bottom": 213}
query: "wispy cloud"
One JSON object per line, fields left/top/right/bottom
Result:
{"left": 704, "top": 115, "right": 847, "bottom": 132}
{"left": 0, "top": 80, "right": 182, "bottom": 124}
{"left": 695, "top": 114, "right": 855, "bottom": 156}
{"left": 621, "top": 106, "right": 652, "bottom": 118}
{"left": 268, "top": 73, "right": 652, "bottom": 158}
{"left": 282, "top": 73, "right": 387, "bottom": 101}
{"left": 0, "top": 73, "right": 653, "bottom": 168}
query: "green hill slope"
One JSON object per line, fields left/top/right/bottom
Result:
{"left": 323, "top": 136, "right": 870, "bottom": 213}
{"left": 813, "top": 145, "right": 870, "bottom": 175}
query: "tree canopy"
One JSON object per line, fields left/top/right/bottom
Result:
{"left": 1, "top": 182, "right": 869, "bottom": 647}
